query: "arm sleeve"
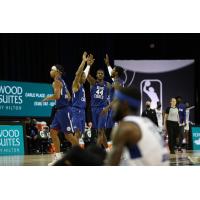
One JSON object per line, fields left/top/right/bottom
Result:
{"left": 108, "top": 66, "right": 114, "bottom": 81}
{"left": 84, "top": 65, "right": 91, "bottom": 78}
{"left": 165, "top": 107, "right": 170, "bottom": 114}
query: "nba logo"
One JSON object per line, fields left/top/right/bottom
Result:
{"left": 140, "top": 79, "right": 162, "bottom": 114}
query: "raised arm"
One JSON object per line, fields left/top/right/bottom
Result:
{"left": 86, "top": 54, "right": 96, "bottom": 86}
{"left": 104, "top": 54, "right": 114, "bottom": 81}
{"left": 143, "top": 81, "right": 150, "bottom": 96}
{"left": 72, "top": 52, "right": 88, "bottom": 93}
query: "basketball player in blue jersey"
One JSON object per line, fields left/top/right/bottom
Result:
{"left": 72, "top": 52, "right": 89, "bottom": 141}
{"left": 85, "top": 55, "right": 111, "bottom": 151}
{"left": 103, "top": 54, "right": 124, "bottom": 139}
{"left": 105, "top": 86, "right": 169, "bottom": 166}
{"left": 42, "top": 64, "right": 78, "bottom": 166}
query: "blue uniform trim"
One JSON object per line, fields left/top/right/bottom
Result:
{"left": 72, "top": 85, "right": 86, "bottom": 109}
{"left": 55, "top": 77, "right": 69, "bottom": 107}
{"left": 128, "top": 144, "right": 142, "bottom": 159}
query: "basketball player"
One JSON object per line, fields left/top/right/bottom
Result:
{"left": 176, "top": 96, "right": 186, "bottom": 152}
{"left": 103, "top": 54, "right": 124, "bottom": 140}
{"left": 71, "top": 52, "right": 89, "bottom": 141}
{"left": 105, "top": 86, "right": 169, "bottom": 166}
{"left": 85, "top": 54, "right": 111, "bottom": 151}
{"left": 42, "top": 64, "right": 78, "bottom": 166}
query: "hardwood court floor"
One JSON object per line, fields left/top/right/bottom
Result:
{"left": 0, "top": 151, "right": 200, "bottom": 166}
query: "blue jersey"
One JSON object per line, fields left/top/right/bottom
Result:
{"left": 177, "top": 103, "right": 186, "bottom": 124}
{"left": 72, "top": 85, "right": 86, "bottom": 109}
{"left": 90, "top": 81, "right": 109, "bottom": 107}
{"left": 110, "top": 78, "right": 124, "bottom": 102}
{"left": 55, "top": 77, "right": 69, "bottom": 108}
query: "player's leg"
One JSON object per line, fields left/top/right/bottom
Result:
{"left": 98, "top": 107, "right": 108, "bottom": 150}
{"left": 72, "top": 107, "right": 82, "bottom": 140}
{"left": 50, "top": 128, "right": 60, "bottom": 153}
{"left": 91, "top": 107, "right": 98, "bottom": 143}
{"left": 106, "top": 109, "right": 114, "bottom": 142}
{"left": 63, "top": 108, "right": 79, "bottom": 145}
{"left": 48, "top": 110, "right": 64, "bottom": 166}
{"left": 167, "top": 121, "right": 175, "bottom": 154}
{"left": 64, "top": 133, "right": 78, "bottom": 145}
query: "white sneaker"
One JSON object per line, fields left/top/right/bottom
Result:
{"left": 48, "top": 152, "right": 63, "bottom": 166}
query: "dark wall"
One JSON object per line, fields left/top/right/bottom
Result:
{"left": 0, "top": 33, "right": 200, "bottom": 123}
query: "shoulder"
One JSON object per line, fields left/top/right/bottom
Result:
{"left": 53, "top": 79, "right": 62, "bottom": 87}
{"left": 117, "top": 121, "right": 141, "bottom": 144}
{"left": 118, "top": 121, "right": 140, "bottom": 137}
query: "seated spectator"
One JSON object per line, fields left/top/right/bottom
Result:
{"left": 38, "top": 126, "right": 50, "bottom": 154}
{"left": 26, "top": 118, "right": 40, "bottom": 154}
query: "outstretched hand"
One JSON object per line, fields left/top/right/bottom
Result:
{"left": 104, "top": 54, "right": 110, "bottom": 66}
{"left": 82, "top": 51, "right": 88, "bottom": 62}
{"left": 87, "top": 54, "right": 95, "bottom": 66}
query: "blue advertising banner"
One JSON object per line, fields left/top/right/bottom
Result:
{"left": 0, "top": 125, "right": 25, "bottom": 155}
{"left": 191, "top": 127, "right": 200, "bottom": 150}
{"left": 0, "top": 81, "right": 55, "bottom": 117}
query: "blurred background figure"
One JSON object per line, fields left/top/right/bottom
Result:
{"left": 38, "top": 126, "right": 50, "bottom": 154}
{"left": 176, "top": 96, "right": 186, "bottom": 152}
{"left": 26, "top": 118, "right": 39, "bottom": 154}
{"left": 142, "top": 101, "right": 158, "bottom": 126}
{"left": 106, "top": 86, "right": 169, "bottom": 166}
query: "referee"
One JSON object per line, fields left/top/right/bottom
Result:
{"left": 164, "top": 98, "right": 179, "bottom": 154}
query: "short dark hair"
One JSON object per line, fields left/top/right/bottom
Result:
{"left": 55, "top": 64, "right": 65, "bottom": 76}
{"left": 176, "top": 96, "right": 182, "bottom": 100}
{"left": 114, "top": 65, "right": 124, "bottom": 78}
{"left": 118, "top": 86, "right": 141, "bottom": 112}
{"left": 97, "top": 69, "right": 104, "bottom": 73}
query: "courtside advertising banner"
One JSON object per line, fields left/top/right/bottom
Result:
{"left": 0, "top": 81, "right": 55, "bottom": 117}
{"left": 0, "top": 125, "right": 24, "bottom": 155}
{"left": 192, "top": 127, "right": 200, "bottom": 151}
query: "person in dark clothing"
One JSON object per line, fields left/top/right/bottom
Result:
{"left": 26, "top": 118, "right": 40, "bottom": 153}
{"left": 164, "top": 98, "right": 179, "bottom": 154}
{"left": 142, "top": 101, "right": 158, "bottom": 126}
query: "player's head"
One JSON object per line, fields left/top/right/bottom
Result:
{"left": 170, "top": 98, "right": 176, "bottom": 107}
{"left": 176, "top": 96, "right": 182, "bottom": 104}
{"left": 50, "top": 65, "right": 65, "bottom": 79}
{"left": 96, "top": 69, "right": 105, "bottom": 81}
{"left": 112, "top": 86, "right": 141, "bottom": 121}
{"left": 80, "top": 72, "right": 86, "bottom": 84}
{"left": 111, "top": 66, "right": 124, "bottom": 78}
{"left": 185, "top": 102, "right": 190, "bottom": 108}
